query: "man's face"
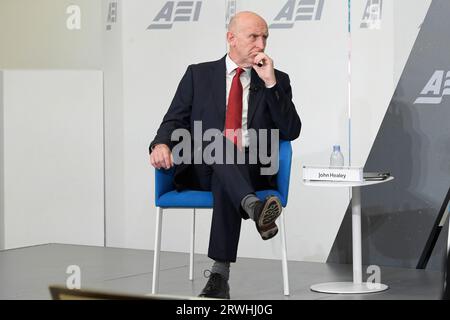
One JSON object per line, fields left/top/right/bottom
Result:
{"left": 228, "top": 18, "right": 269, "bottom": 67}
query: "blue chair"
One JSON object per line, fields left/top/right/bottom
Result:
{"left": 152, "top": 140, "right": 293, "bottom": 296}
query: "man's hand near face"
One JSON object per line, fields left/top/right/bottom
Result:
{"left": 252, "top": 52, "right": 276, "bottom": 87}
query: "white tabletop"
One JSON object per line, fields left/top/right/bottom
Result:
{"left": 303, "top": 176, "right": 394, "bottom": 187}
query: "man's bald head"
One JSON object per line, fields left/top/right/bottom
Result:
{"left": 227, "top": 11, "right": 269, "bottom": 67}
{"left": 228, "top": 11, "right": 268, "bottom": 34}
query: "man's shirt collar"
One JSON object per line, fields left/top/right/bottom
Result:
{"left": 226, "top": 54, "right": 251, "bottom": 77}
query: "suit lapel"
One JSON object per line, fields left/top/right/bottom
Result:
{"left": 211, "top": 55, "right": 227, "bottom": 130}
{"left": 247, "top": 68, "right": 265, "bottom": 127}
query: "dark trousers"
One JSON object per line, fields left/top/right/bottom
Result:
{"left": 177, "top": 139, "right": 275, "bottom": 262}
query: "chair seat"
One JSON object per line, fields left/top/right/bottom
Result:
{"left": 157, "top": 190, "right": 213, "bottom": 208}
{"left": 156, "top": 189, "right": 286, "bottom": 208}
{"left": 152, "top": 140, "right": 291, "bottom": 296}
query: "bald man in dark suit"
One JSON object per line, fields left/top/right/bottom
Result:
{"left": 149, "top": 11, "right": 301, "bottom": 299}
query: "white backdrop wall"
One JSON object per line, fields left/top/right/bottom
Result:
{"left": 0, "top": 0, "right": 106, "bottom": 249}
{"left": 392, "top": 0, "right": 432, "bottom": 88}
{"left": 0, "top": 70, "right": 104, "bottom": 249}
{"left": 350, "top": 0, "right": 431, "bottom": 168}
{"left": 110, "top": 0, "right": 433, "bottom": 262}
{"left": 109, "top": 0, "right": 353, "bottom": 263}
{"left": 102, "top": 0, "right": 127, "bottom": 247}
{"left": 120, "top": 0, "right": 227, "bottom": 254}
{"left": 0, "top": 0, "right": 434, "bottom": 261}
{"left": 351, "top": 0, "right": 395, "bottom": 168}
{"left": 232, "top": 0, "right": 350, "bottom": 261}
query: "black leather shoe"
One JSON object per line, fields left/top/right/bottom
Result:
{"left": 253, "top": 195, "right": 282, "bottom": 240}
{"left": 198, "top": 272, "right": 230, "bottom": 299}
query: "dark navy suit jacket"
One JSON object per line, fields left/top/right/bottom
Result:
{"left": 150, "top": 55, "right": 301, "bottom": 189}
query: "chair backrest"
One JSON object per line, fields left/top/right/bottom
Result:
{"left": 277, "top": 140, "right": 293, "bottom": 206}
{"left": 155, "top": 140, "right": 293, "bottom": 205}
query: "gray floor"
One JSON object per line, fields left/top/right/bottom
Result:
{"left": 0, "top": 243, "right": 443, "bottom": 300}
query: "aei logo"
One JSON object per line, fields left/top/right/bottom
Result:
{"left": 106, "top": 1, "right": 118, "bottom": 31}
{"left": 414, "top": 70, "right": 450, "bottom": 104}
{"left": 360, "top": 0, "right": 383, "bottom": 29}
{"left": 269, "top": 0, "right": 325, "bottom": 29}
{"left": 147, "top": 1, "right": 202, "bottom": 30}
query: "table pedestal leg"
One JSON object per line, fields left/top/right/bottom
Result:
{"left": 310, "top": 187, "right": 389, "bottom": 294}
{"left": 352, "top": 186, "right": 362, "bottom": 284}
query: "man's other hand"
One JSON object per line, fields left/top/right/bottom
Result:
{"left": 150, "top": 144, "right": 174, "bottom": 169}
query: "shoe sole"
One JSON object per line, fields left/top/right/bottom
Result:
{"left": 259, "top": 223, "right": 278, "bottom": 240}
{"left": 257, "top": 196, "right": 282, "bottom": 228}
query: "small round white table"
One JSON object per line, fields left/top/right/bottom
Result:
{"left": 304, "top": 176, "right": 394, "bottom": 294}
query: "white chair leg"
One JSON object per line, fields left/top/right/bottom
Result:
{"left": 280, "top": 210, "right": 290, "bottom": 296}
{"left": 189, "top": 209, "right": 196, "bottom": 281}
{"left": 152, "top": 207, "right": 163, "bottom": 294}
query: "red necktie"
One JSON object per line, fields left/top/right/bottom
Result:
{"left": 225, "top": 67, "right": 244, "bottom": 146}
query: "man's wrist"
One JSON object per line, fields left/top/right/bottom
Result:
{"left": 151, "top": 143, "right": 165, "bottom": 150}
{"left": 150, "top": 143, "right": 165, "bottom": 153}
